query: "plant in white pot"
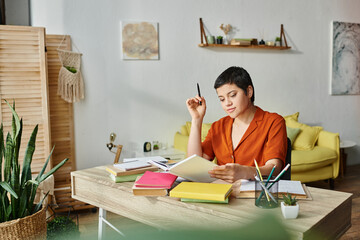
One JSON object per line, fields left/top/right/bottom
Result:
{"left": 281, "top": 193, "right": 299, "bottom": 219}
{"left": 0, "top": 101, "right": 69, "bottom": 239}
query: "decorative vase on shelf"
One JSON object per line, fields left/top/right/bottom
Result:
{"left": 207, "top": 35, "right": 215, "bottom": 44}
{"left": 224, "top": 35, "right": 231, "bottom": 45}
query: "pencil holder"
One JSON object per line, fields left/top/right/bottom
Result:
{"left": 255, "top": 179, "right": 279, "bottom": 209}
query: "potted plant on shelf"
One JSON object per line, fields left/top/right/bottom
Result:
{"left": 281, "top": 193, "right": 299, "bottom": 219}
{"left": 216, "top": 36, "right": 223, "bottom": 44}
{"left": 275, "top": 37, "right": 281, "bottom": 46}
{"left": 0, "top": 100, "right": 69, "bottom": 239}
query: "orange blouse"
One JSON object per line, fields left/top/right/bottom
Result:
{"left": 201, "top": 107, "right": 287, "bottom": 168}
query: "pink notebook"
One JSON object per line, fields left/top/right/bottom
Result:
{"left": 135, "top": 171, "right": 177, "bottom": 189}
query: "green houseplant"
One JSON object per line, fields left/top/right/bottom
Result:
{"left": 0, "top": 101, "right": 69, "bottom": 237}
{"left": 281, "top": 193, "right": 299, "bottom": 219}
{"left": 47, "top": 216, "right": 80, "bottom": 240}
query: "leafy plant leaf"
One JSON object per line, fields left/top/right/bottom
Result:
{"left": 21, "top": 125, "right": 38, "bottom": 187}
{"left": 39, "top": 158, "right": 69, "bottom": 183}
{"left": 0, "top": 182, "right": 18, "bottom": 199}
{"left": 0, "top": 124, "right": 3, "bottom": 183}
{"left": 5, "top": 100, "right": 20, "bottom": 141}
{"left": 33, "top": 190, "right": 49, "bottom": 214}
{"left": 35, "top": 146, "right": 55, "bottom": 182}
{"left": 4, "top": 133, "right": 13, "bottom": 182}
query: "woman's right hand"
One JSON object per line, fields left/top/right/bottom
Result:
{"left": 186, "top": 95, "right": 206, "bottom": 120}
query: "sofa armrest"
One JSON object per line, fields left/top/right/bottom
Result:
{"left": 174, "top": 132, "right": 189, "bottom": 153}
{"left": 317, "top": 130, "right": 340, "bottom": 178}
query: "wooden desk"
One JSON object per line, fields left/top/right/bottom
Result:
{"left": 71, "top": 166, "right": 352, "bottom": 239}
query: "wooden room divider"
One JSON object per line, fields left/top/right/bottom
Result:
{"left": 0, "top": 25, "right": 92, "bottom": 213}
{"left": 46, "top": 34, "right": 93, "bottom": 213}
{"left": 0, "top": 25, "right": 51, "bottom": 174}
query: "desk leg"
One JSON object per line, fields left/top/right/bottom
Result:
{"left": 98, "top": 207, "right": 125, "bottom": 239}
{"left": 98, "top": 208, "right": 106, "bottom": 240}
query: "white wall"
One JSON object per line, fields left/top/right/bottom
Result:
{"left": 30, "top": 0, "right": 360, "bottom": 169}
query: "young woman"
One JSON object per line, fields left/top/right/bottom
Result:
{"left": 186, "top": 66, "right": 287, "bottom": 183}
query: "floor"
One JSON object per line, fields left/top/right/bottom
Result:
{"left": 74, "top": 165, "right": 360, "bottom": 239}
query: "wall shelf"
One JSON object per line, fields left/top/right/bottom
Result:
{"left": 198, "top": 43, "right": 291, "bottom": 50}
{"left": 199, "top": 18, "right": 291, "bottom": 51}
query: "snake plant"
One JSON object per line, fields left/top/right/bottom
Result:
{"left": 0, "top": 100, "right": 69, "bottom": 223}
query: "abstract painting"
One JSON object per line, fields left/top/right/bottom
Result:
{"left": 121, "top": 21, "right": 159, "bottom": 60}
{"left": 331, "top": 21, "right": 360, "bottom": 95}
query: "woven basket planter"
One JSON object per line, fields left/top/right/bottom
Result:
{"left": 0, "top": 205, "right": 46, "bottom": 240}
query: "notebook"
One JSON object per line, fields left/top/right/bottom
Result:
{"left": 134, "top": 171, "right": 177, "bottom": 189}
{"left": 113, "top": 160, "right": 152, "bottom": 171}
{"left": 170, "top": 182, "right": 232, "bottom": 201}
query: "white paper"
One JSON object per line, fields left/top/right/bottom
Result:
{"left": 240, "top": 180, "right": 255, "bottom": 191}
{"left": 123, "top": 156, "right": 168, "bottom": 163}
{"left": 239, "top": 180, "right": 305, "bottom": 195}
{"left": 278, "top": 180, "right": 305, "bottom": 195}
{"left": 114, "top": 161, "right": 151, "bottom": 171}
{"left": 167, "top": 154, "right": 217, "bottom": 183}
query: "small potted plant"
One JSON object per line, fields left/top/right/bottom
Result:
{"left": 275, "top": 37, "right": 281, "bottom": 46}
{"left": 216, "top": 36, "right": 223, "bottom": 44}
{"left": 281, "top": 193, "right": 299, "bottom": 219}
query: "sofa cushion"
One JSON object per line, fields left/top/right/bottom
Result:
{"left": 286, "top": 118, "right": 323, "bottom": 150}
{"left": 286, "top": 126, "right": 301, "bottom": 146}
{"left": 180, "top": 125, "right": 188, "bottom": 136}
{"left": 291, "top": 146, "right": 337, "bottom": 172}
{"left": 283, "top": 112, "right": 299, "bottom": 122}
{"left": 185, "top": 121, "right": 212, "bottom": 141}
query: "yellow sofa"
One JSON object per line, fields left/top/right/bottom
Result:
{"left": 173, "top": 114, "right": 340, "bottom": 186}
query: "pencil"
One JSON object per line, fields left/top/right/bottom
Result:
{"left": 265, "top": 165, "right": 276, "bottom": 187}
{"left": 267, "top": 163, "right": 291, "bottom": 189}
{"left": 254, "top": 159, "right": 263, "bottom": 181}
{"left": 197, "top": 83, "right": 202, "bottom": 105}
{"left": 254, "top": 159, "right": 270, "bottom": 202}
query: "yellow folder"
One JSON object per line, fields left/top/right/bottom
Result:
{"left": 170, "top": 182, "right": 232, "bottom": 201}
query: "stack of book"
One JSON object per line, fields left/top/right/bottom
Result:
{"left": 230, "top": 38, "right": 252, "bottom": 46}
{"left": 132, "top": 171, "right": 178, "bottom": 196}
{"left": 169, "top": 182, "right": 233, "bottom": 203}
{"left": 105, "top": 163, "right": 158, "bottom": 183}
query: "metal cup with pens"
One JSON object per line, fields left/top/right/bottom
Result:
{"left": 255, "top": 178, "right": 279, "bottom": 209}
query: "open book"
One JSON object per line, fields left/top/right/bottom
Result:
{"left": 212, "top": 179, "right": 312, "bottom": 200}
{"left": 149, "top": 154, "right": 217, "bottom": 183}
{"left": 237, "top": 179, "right": 310, "bottom": 199}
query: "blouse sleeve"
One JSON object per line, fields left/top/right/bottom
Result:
{"left": 263, "top": 116, "right": 287, "bottom": 166}
{"left": 201, "top": 124, "right": 215, "bottom": 159}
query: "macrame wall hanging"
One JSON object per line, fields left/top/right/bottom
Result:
{"left": 57, "top": 37, "right": 85, "bottom": 103}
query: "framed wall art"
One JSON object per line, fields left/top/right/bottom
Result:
{"left": 121, "top": 21, "right": 159, "bottom": 60}
{"left": 331, "top": 21, "right": 360, "bottom": 95}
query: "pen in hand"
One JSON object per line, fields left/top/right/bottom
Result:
{"left": 197, "top": 83, "right": 202, "bottom": 105}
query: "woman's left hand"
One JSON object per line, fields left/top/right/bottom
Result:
{"left": 209, "top": 163, "right": 253, "bottom": 183}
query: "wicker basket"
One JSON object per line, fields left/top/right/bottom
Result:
{"left": 0, "top": 205, "right": 47, "bottom": 240}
